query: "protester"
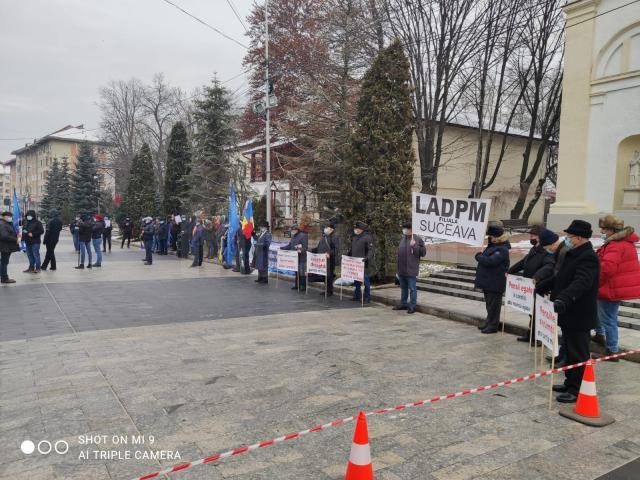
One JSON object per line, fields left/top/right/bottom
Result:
{"left": 550, "top": 220, "right": 600, "bottom": 403}
{"left": 157, "top": 218, "right": 169, "bottom": 255}
{"left": 474, "top": 224, "right": 511, "bottom": 334}
{"left": 204, "top": 217, "right": 215, "bottom": 259}
{"left": 0, "top": 211, "right": 19, "bottom": 284}
{"left": 233, "top": 228, "right": 243, "bottom": 273}
{"left": 393, "top": 222, "right": 426, "bottom": 314}
{"left": 281, "top": 223, "right": 308, "bottom": 291}
{"left": 121, "top": 217, "right": 133, "bottom": 249}
{"left": 311, "top": 219, "right": 340, "bottom": 296}
{"left": 142, "top": 217, "right": 155, "bottom": 265}
{"left": 70, "top": 214, "right": 80, "bottom": 252}
{"left": 240, "top": 227, "right": 252, "bottom": 274}
{"left": 348, "top": 221, "right": 374, "bottom": 303}
{"left": 75, "top": 214, "right": 93, "bottom": 269}
{"left": 22, "top": 209, "right": 44, "bottom": 274}
{"left": 41, "top": 209, "right": 63, "bottom": 271}
{"left": 180, "top": 215, "right": 192, "bottom": 259}
{"left": 190, "top": 212, "right": 205, "bottom": 267}
{"left": 253, "top": 221, "right": 272, "bottom": 284}
{"left": 170, "top": 214, "right": 180, "bottom": 252}
{"left": 594, "top": 215, "right": 640, "bottom": 359}
{"left": 102, "top": 215, "right": 113, "bottom": 253}
{"left": 91, "top": 214, "right": 105, "bottom": 267}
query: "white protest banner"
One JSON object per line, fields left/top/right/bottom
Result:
{"left": 535, "top": 294, "right": 559, "bottom": 355}
{"left": 505, "top": 275, "right": 535, "bottom": 315}
{"left": 412, "top": 192, "right": 491, "bottom": 247}
{"left": 277, "top": 249, "right": 299, "bottom": 272}
{"left": 341, "top": 255, "right": 365, "bottom": 282}
{"left": 307, "top": 252, "right": 327, "bottom": 276}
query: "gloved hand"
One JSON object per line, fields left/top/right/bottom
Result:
{"left": 475, "top": 252, "right": 482, "bottom": 261}
{"left": 553, "top": 299, "right": 566, "bottom": 314}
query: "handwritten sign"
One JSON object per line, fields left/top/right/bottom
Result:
{"left": 307, "top": 252, "right": 327, "bottom": 276}
{"left": 341, "top": 255, "right": 365, "bottom": 282}
{"left": 277, "top": 249, "right": 299, "bottom": 273}
{"left": 535, "top": 294, "right": 559, "bottom": 355}
{"left": 505, "top": 275, "right": 535, "bottom": 315}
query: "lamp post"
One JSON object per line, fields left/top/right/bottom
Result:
{"left": 93, "top": 175, "right": 100, "bottom": 214}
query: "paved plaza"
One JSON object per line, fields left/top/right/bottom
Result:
{"left": 1, "top": 235, "right": 639, "bottom": 480}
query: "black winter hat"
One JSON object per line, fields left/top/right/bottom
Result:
{"left": 487, "top": 224, "right": 504, "bottom": 237}
{"left": 564, "top": 219, "right": 592, "bottom": 238}
{"left": 354, "top": 221, "right": 368, "bottom": 230}
{"left": 402, "top": 222, "right": 412, "bottom": 229}
{"left": 538, "top": 228, "right": 559, "bottom": 246}
{"left": 326, "top": 219, "right": 337, "bottom": 229}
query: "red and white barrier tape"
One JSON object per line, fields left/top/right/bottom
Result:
{"left": 130, "top": 348, "right": 639, "bottom": 480}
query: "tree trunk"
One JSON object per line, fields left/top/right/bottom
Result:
{"left": 510, "top": 182, "right": 529, "bottom": 219}
{"left": 521, "top": 176, "right": 546, "bottom": 222}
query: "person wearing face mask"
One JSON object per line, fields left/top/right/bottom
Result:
{"left": 474, "top": 223, "right": 511, "bottom": 334}
{"left": 41, "top": 209, "right": 63, "bottom": 271}
{"left": 91, "top": 214, "right": 105, "bottom": 267}
{"left": 592, "top": 215, "right": 640, "bottom": 359}
{"left": 120, "top": 216, "right": 134, "bottom": 249}
{"left": 191, "top": 211, "right": 205, "bottom": 267}
{"left": 311, "top": 220, "right": 340, "bottom": 296}
{"left": 280, "top": 223, "right": 308, "bottom": 291}
{"left": 102, "top": 215, "right": 113, "bottom": 253}
{"left": 22, "top": 210, "right": 44, "bottom": 274}
{"left": 142, "top": 217, "right": 155, "bottom": 265}
{"left": 75, "top": 213, "right": 93, "bottom": 269}
{"left": 348, "top": 221, "right": 375, "bottom": 303}
{"left": 70, "top": 214, "right": 81, "bottom": 252}
{"left": 549, "top": 220, "right": 600, "bottom": 403}
{"left": 393, "top": 222, "right": 426, "bottom": 313}
{"left": 253, "top": 221, "right": 272, "bottom": 284}
{"left": 0, "top": 211, "right": 20, "bottom": 284}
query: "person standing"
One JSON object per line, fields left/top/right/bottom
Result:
{"left": 593, "top": 215, "right": 640, "bottom": 358}
{"left": 70, "top": 214, "right": 80, "bottom": 252}
{"left": 22, "top": 209, "right": 44, "bottom": 274}
{"left": 142, "top": 217, "right": 155, "bottom": 265}
{"left": 550, "top": 220, "right": 600, "bottom": 403}
{"left": 41, "top": 209, "right": 63, "bottom": 271}
{"left": 474, "top": 224, "right": 511, "bottom": 334}
{"left": 280, "top": 224, "right": 308, "bottom": 291}
{"left": 91, "top": 214, "right": 105, "bottom": 267}
{"left": 170, "top": 215, "right": 180, "bottom": 252}
{"left": 204, "top": 218, "right": 215, "bottom": 259}
{"left": 102, "top": 215, "right": 113, "bottom": 253}
{"left": 75, "top": 214, "right": 93, "bottom": 269}
{"left": 157, "top": 218, "right": 169, "bottom": 255}
{"left": 120, "top": 217, "right": 133, "bottom": 248}
{"left": 311, "top": 220, "right": 340, "bottom": 297}
{"left": 191, "top": 211, "right": 205, "bottom": 267}
{"left": 348, "top": 221, "right": 374, "bottom": 303}
{"left": 393, "top": 222, "right": 426, "bottom": 314}
{"left": 253, "top": 221, "right": 272, "bottom": 284}
{"left": 0, "top": 211, "right": 19, "bottom": 284}
{"left": 180, "top": 216, "right": 193, "bottom": 259}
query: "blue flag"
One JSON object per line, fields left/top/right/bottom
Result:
{"left": 225, "top": 181, "right": 240, "bottom": 265}
{"left": 12, "top": 188, "right": 25, "bottom": 251}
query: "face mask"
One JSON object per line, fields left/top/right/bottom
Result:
{"left": 600, "top": 234, "right": 607, "bottom": 241}
{"left": 545, "top": 248, "right": 554, "bottom": 254}
{"left": 3, "top": 216, "right": 11, "bottom": 222}
{"left": 323, "top": 227, "right": 331, "bottom": 235}
{"left": 530, "top": 239, "right": 538, "bottom": 246}
{"left": 292, "top": 230, "right": 298, "bottom": 236}
{"left": 260, "top": 227, "right": 267, "bottom": 233}
{"left": 26, "top": 216, "right": 33, "bottom": 221}
{"left": 402, "top": 228, "right": 410, "bottom": 236}
{"left": 564, "top": 238, "right": 573, "bottom": 250}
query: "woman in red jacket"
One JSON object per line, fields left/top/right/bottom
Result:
{"left": 595, "top": 215, "right": 640, "bottom": 356}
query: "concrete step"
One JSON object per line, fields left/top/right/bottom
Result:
{"left": 456, "top": 264, "right": 477, "bottom": 272}
{"left": 430, "top": 272, "right": 476, "bottom": 284}
{"left": 416, "top": 283, "right": 485, "bottom": 302}
{"left": 418, "top": 277, "right": 479, "bottom": 293}
{"left": 444, "top": 268, "right": 476, "bottom": 277}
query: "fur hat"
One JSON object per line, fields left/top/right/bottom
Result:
{"left": 598, "top": 214, "right": 624, "bottom": 232}
{"left": 487, "top": 224, "right": 504, "bottom": 237}
{"left": 564, "top": 219, "right": 592, "bottom": 238}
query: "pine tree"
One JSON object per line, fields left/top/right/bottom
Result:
{"left": 59, "top": 159, "right": 72, "bottom": 223}
{"left": 40, "top": 158, "right": 61, "bottom": 216}
{"left": 341, "top": 40, "right": 416, "bottom": 280}
{"left": 163, "top": 121, "right": 191, "bottom": 215}
{"left": 71, "top": 143, "right": 100, "bottom": 214}
{"left": 123, "top": 143, "right": 157, "bottom": 226}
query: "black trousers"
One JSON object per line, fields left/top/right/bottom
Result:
{"left": 121, "top": 233, "right": 131, "bottom": 248}
{"left": 191, "top": 243, "right": 203, "bottom": 266}
{"left": 41, "top": 242, "right": 58, "bottom": 270}
{"left": 102, "top": 232, "right": 111, "bottom": 251}
{"left": 483, "top": 291, "right": 503, "bottom": 330}
{"left": 561, "top": 327, "right": 590, "bottom": 395}
{"left": 144, "top": 239, "right": 153, "bottom": 263}
{"left": 258, "top": 269, "right": 269, "bottom": 282}
{"left": 242, "top": 245, "right": 250, "bottom": 273}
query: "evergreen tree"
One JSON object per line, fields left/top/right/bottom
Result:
{"left": 40, "top": 158, "right": 61, "bottom": 215}
{"left": 163, "top": 121, "right": 191, "bottom": 215}
{"left": 59, "top": 159, "right": 72, "bottom": 223}
{"left": 341, "top": 40, "right": 415, "bottom": 280}
{"left": 123, "top": 143, "right": 156, "bottom": 226}
{"left": 71, "top": 143, "right": 100, "bottom": 214}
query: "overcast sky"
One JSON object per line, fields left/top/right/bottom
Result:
{"left": 0, "top": 0, "right": 254, "bottom": 161}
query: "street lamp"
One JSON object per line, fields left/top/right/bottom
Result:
{"left": 93, "top": 175, "right": 100, "bottom": 214}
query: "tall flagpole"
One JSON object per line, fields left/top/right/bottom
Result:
{"left": 264, "top": 0, "right": 271, "bottom": 227}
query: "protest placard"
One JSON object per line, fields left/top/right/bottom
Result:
{"left": 341, "top": 255, "right": 364, "bottom": 282}
{"left": 307, "top": 252, "right": 327, "bottom": 276}
{"left": 505, "top": 275, "right": 535, "bottom": 315}
{"left": 535, "top": 294, "right": 559, "bottom": 356}
{"left": 412, "top": 192, "right": 491, "bottom": 246}
{"left": 276, "top": 249, "right": 299, "bottom": 273}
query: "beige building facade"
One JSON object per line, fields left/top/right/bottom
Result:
{"left": 548, "top": 0, "right": 640, "bottom": 230}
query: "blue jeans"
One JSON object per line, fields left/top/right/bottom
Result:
{"left": 92, "top": 238, "right": 102, "bottom": 265}
{"left": 72, "top": 230, "right": 80, "bottom": 251}
{"left": 26, "top": 243, "right": 41, "bottom": 269}
{"left": 398, "top": 275, "right": 417, "bottom": 309}
{"left": 353, "top": 274, "right": 371, "bottom": 302}
{"left": 80, "top": 241, "right": 92, "bottom": 266}
{"left": 596, "top": 300, "right": 620, "bottom": 353}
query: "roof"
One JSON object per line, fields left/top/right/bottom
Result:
{"left": 2, "top": 158, "right": 16, "bottom": 166}
{"left": 444, "top": 112, "right": 549, "bottom": 142}
{"left": 10, "top": 125, "right": 108, "bottom": 155}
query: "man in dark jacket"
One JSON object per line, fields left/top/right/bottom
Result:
{"left": 474, "top": 224, "right": 511, "bottom": 334}
{"left": 253, "top": 221, "right": 272, "bottom": 284}
{"left": 393, "top": 222, "right": 426, "bottom": 314}
{"left": 180, "top": 216, "right": 193, "bottom": 259}
{"left": 311, "top": 220, "right": 340, "bottom": 296}
{"left": 348, "top": 221, "right": 375, "bottom": 303}
{"left": 102, "top": 215, "right": 113, "bottom": 253}
{"left": 22, "top": 209, "right": 44, "bottom": 273}
{"left": 91, "top": 214, "right": 105, "bottom": 267}
{"left": 0, "top": 211, "right": 20, "bottom": 283}
{"left": 156, "top": 218, "right": 169, "bottom": 255}
{"left": 41, "top": 209, "right": 63, "bottom": 271}
{"left": 70, "top": 214, "right": 81, "bottom": 252}
{"left": 281, "top": 224, "right": 308, "bottom": 291}
{"left": 120, "top": 217, "right": 134, "bottom": 249}
{"left": 142, "top": 217, "right": 155, "bottom": 265}
{"left": 550, "top": 220, "right": 600, "bottom": 403}
{"left": 191, "top": 212, "right": 205, "bottom": 267}
{"left": 76, "top": 214, "right": 93, "bottom": 269}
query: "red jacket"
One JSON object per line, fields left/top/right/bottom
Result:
{"left": 597, "top": 227, "right": 640, "bottom": 301}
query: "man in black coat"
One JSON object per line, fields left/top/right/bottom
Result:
{"left": 311, "top": 220, "right": 340, "bottom": 296}
{"left": 550, "top": 220, "right": 600, "bottom": 403}
{"left": 120, "top": 217, "right": 134, "bottom": 249}
{"left": 142, "top": 217, "right": 155, "bottom": 265}
{"left": 22, "top": 209, "right": 44, "bottom": 273}
{"left": 0, "top": 211, "right": 20, "bottom": 283}
{"left": 75, "top": 214, "right": 94, "bottom": 269}
{"left": 102, "top": 215, "right": 113, "bottom": 253}
{"left": 280, "top": 224, "right": 309, "bottom": 291}
{"left": 348, "top": 221, "right": 375, "bottom": 303}
{"left": 393, "top": 222, "right": 426, "bottom": 314}
{"left": 41, "top": 209, "right": 63, "bottom": 271}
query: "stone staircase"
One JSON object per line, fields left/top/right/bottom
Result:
{"left": 418, "top": 264, "right": 640, "bottom": 331}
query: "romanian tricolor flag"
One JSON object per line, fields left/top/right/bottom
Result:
{"left": 241, "top": 198, "right": 254, "bottom": 239}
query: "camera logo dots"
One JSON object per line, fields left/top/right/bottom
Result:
{"left": 20, "top": 439, "right": 69, "bottom": 455}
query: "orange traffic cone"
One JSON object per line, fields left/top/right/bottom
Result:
{"left": 559, "top": 361, "right": 615, "bottom": 427}
{"left": 345, "top": 411, "right": 373, "bottom": 480}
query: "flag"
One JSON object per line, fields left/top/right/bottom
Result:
{"left": 12, "top": 188, "right": 25, "bottom": 252}
{"left": 241, "top": 198, "right": 254, "bottom": 239}
{"left": 225, "top": 181, "right": 240, "bottom": 265}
